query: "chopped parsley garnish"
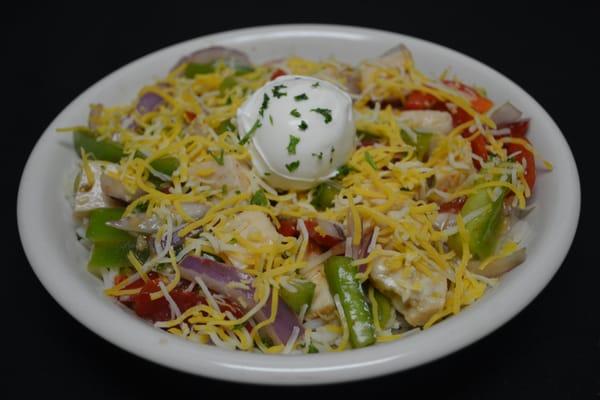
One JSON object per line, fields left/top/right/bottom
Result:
{"left": 264, "top": 172, "right": 271, "bottom": 176}
{"left": 336, "top": 164, "right": 356, "bottom": 178}
{"left": 216, "top": 119, "right": 235, "bottom": 134}
{"left": 308, "top": 343, "right": 319, "bottom": 353}
{"left": 311, "top": 82, "right": 320, "bottom": 88}
{"left": 310, "top": 108, "right": 332, "bottom": 123}
{"left": 208, "top": 149, "right": 225, "bottom": 165}
{"left": 221, "top": 185, "right": 228, "bottom": 195}
{"left": 250, "top": 189, "right": 269, "bottom": 206}
{"left": 269, "top": 115, "right": 273, "bottom": 125}
{"left": 287, "top": 135, "right": 301, "bottom": 155}
{"left": 365, "top": 151, "right": 378, "bottom": 170}
{"left": 329, "top": 146, "right": 335, "bottom": 163}
{"left": 290, "top": 108, "right": 301, "bottom": 118}
{"left": 272, "top": 84, "right": 288, "bottom": 98}
{"left": 298, "top": 120, "right": 308, "bottom": 131}
{"left": 239, "top": 119, "right": 261, "bottom": 145}
{"left": 294, "top": 93, "right": 309, "bottom": 101}
{"left": 312, "top": 152, "right": 324, "bottom": 160}
{"left": 259, "top": 93, "right": 270, "bottom": 116}
{"left": 285, "top": 160, "right": 300, "bottom": 172}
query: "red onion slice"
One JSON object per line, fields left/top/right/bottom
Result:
{"left": 136, "top": 92, "right": 164, "bottom": 115}
{"left": 172, "top": 46, "right": 252, "bottom": 70}
{"left": 179, "top": 256, "right": 303, "bottom": 345}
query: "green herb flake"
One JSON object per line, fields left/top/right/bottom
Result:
{"left": 216, "top": 119, "right": 235, "bottom": 134}
{"left": 294, "top": 93, "right": 308, "bottom": 101}
{"left": 259, "top": 93, "right": 270, "bottom": 117}
{"left": 290, "top": 108, "right": 301, "bottom": 118}
{"left": 298, "top": 120, "right": 308, "bottom": 131}
{"left": 365, "top": 151, "right": 378, "bottom": 170}
{"left": 311, "top": 82, "right": 320, "bottom": 88}
{"left": 250, "top": 189, "right": 269, "bottom": 207}
{"left": 308, "top": 344, "right": 319, "bottom": 353}
{"left": 312, "top": 152, "right": 324, "bottom": 160}
{"left": 336, "top": 164, "right": 356, "bottom": 178}
{"left": 184, "top": 63, "right": 215, "bottom": 78}
{"left": 208, "top": 149, "right": 225, "bottom": 166}
{"left": 269, "top": 115, "right": 274, "bottom": 125}
{"left": 311, "top": 108, "right": 332, "bottom": 123}
{"left": 285, "top": 160, "right": 300, "bottom": 172}
{"left": 272, "top": 84, "right": 288, "bottom": 98}
{"left": 287, "top": 135, "right": 301, "bottom": 155}
{"left": 221, "top": 185, "right": 228, "bottom": 195}
{"left": 239, "top": 119, "right": 261, "bottom": 145}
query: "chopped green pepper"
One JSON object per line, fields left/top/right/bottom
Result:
{"left": 280, "top": 279, "right": 316, "bottom": 314}
{"left": 372, "top": 288, "right": 395, "bottom": 329}
{"left": 149, "top": 156, "right": 180, "bottom": 176}
{"left": 234, "top": 65, "right": 255, "bottom": 76}
{"left": 87, "top": 240, "right": 136, "bottom": 276}
{"left": 400, "top": 130, "right": 433, "bottom": 161}
{"left": 311, "top": 181, "right": 340, "bottom": 211}
{"left": 74, "top": 129, "right": 124, "bottom": 162}
{"left": 324, "top": 256, "right": 376, "bottom": 348}
{"left": 219, "top": 76, "right": 237, "bottom": 92}
{"left": 449, "top": 187, "right": 507, "bottom": 259}
{"left": 85, "top": 208, "right": 132, "bottom": 243}
{"left": 184, "top": 63, "right": 215, "bottom": 78}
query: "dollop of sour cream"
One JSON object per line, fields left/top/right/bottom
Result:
{"left": 237, "top": 75, "right": 355, "bottom": 190}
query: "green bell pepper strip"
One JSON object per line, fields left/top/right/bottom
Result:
{"left": 74, "top": 129, "right": 124, "bottom": 163}
{"left": 234, "top": 65, "right": 255, "bottom": 76}
{"left": 400, "top": 130, "right": 433, "bottom": 161}
{"left": 310, "top": 181, "right": 340, "bottom": 211}
{"left": 279, "top": 279, "right": 316, "bottom": 314}
{"left": 85, "top": 208, "right": 132, "bottom": 243}
{"left": 219, "top": 76, "right": 237, "bottom": 92}
{"left": 74, "top": 129, "right": 179, "bottom": 177}
{"left": 372, "top": 288, "right": 395, "bottom": 329}
{"left": 324, "top": 256, "right": 376, "bottom": 348}
{"left": 149, "top": 156, "right": 180, "bottom": 176}
{"left": 184, "top": 63, "right": 215, "bottom": 78}
{"left": 449, "top": 187, "right": 507, "bottom": 259}
{"left": 87, "top": 240, "right": 137, "bottom": 276}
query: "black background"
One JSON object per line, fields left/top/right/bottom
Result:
{"left": 7, "top": 4, "right": 598, "bottom": 398}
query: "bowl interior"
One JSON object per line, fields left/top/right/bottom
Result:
{"left": 17, "top": 25, "right": 580, "bottom": 385}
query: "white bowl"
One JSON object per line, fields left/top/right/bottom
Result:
{"left": 17, "top": 24, "right": 580, "bottom": 385}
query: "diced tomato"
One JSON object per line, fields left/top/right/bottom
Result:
{"left": 130, "top": 276, "right": 203, "bottom": 322}
{"left": 449, "top": 106, "right": 474, "bottom": 127}
{"left": 497, "top": 119, "right": 530, "bottom": 138}
{"left": 469, "top": 134, "right": 489, "bottom": 169}
{"left": 359, "top": 136, "right": 378, "bottom": 148}
{"left": 404, "top": 90, "right": 440, "bottom": 110}
{"left": 366, "top": 98, "right": 404, "bottom": 109}
{"left": 270, "top": 68, "right": 287, "bottom": 80}
{"left": 303, "top": 220, "right": 344, "bottom": 249}
{"left": 505, "top": 139, "right": 536, "bottom": 190}
{"left": 277, "top": 218, "right": 299, "bottom": 237}
{"left": 184, "top": 111, "right": 197, "bottom": 123}
{"left": 442, "top": 80, "right": 493, "bottom": 113}
{"left": 439, "top": 196, "right": 467, "bottom": 213}
{"left": 306, "top": 239, "right": 322, "bottom": 255}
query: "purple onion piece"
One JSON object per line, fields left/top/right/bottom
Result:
{"left": 491, "top": 102, "right": 523, "bottom": 125}
{"left": 136, "top": 92, "right": 164, "bottom": 115}
{"left": 179, "top": 256, "right": 303, "bottom": 345}
{"left": 172, "top": 46, "right": 252, "bottom": 71}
